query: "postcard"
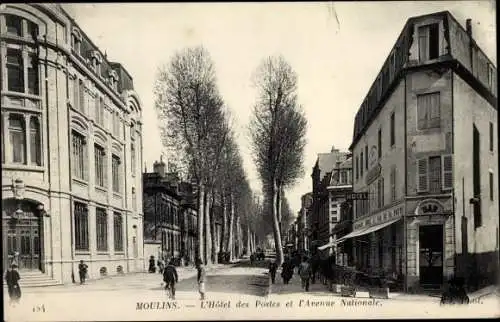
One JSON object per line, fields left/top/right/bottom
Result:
{"left": 1, "top": 1, "right": 498, "bottom": 321}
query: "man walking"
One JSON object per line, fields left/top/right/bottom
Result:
{"left": 163, "top": 259, "right": 179, "bottom": 300}
{"left": 195, "top": 258, "right": 206, "bottom": 300}
{"left": 268, "top": 260, "right": 278, "bottom": 284}
{"left": 298, "top": 256, "right": 312, "bottom": 292}
{"left": 78, "top": 260, "right": 88, "bottom": 285}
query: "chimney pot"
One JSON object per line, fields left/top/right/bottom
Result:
{"left": 466, "top": 18, "right": 472, "bottom": 36}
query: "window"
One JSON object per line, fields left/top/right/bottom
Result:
{"left": 377, "top": 177, "right": 384, "bottom": 208}
{"left": 418, "top": 23, "right": 439, "bottom": 61}
{"left": 331, "top": 217, "right": 338, "bottom": 223}
{"left": 390, "top": 167, "right": 396, "bottom": 202}
{"left": 27, "top": 54, "right": 39, "bottom": 95}
{"left": 490, "top": 172, "right": 494, "bottom": 201}
{"left": 417, "top": 158, "right": 429, "bottom": 192}
{"left": 72, "top": 130, "right": 87, "bottom": 180}
{"left": 390, "top": 112, "right": 395, "bottom": 146}
{"left": 489, "top": 122, "right": 494, "bottom": 152}
{"left": 29, "top": 117, "right": 41, "bottom": 166}
{"left": 442, "top": 155, "right": 453, "bottom": 190}
{"left": 96, "top": 208, "right": 108, "bottom": 252}
{"left": 331, "top": 210, "right": 337, "bottom": 215}
{"left": 6, "top": 15, "right": 22, "bottom": 37}
{"left": 355, "top": 156, "right": 359, "bottom": 181}
{"left": 378, "top": 128, "right": 382, "bottom": 158}
{"left": 113, "top": 212, "right": 124, "bottom": 252}
{"left": 417, "top": 92, "right": 440, "bottom": 130}
{"left": 9, "top": 114, "right": 26, "bottom": 164}
{"left": 487, "top": 64, "right": 495, "bottom": 91}
{"left": 74, "top": 202, "right": 89, "bottom": 251}
{"left": 94, "top": 144, "right": 106, "bottom": 187}
{"left": 6, "top": 49, "right": 24, "bottom": 93}
{"left": 27, "top": 20, "right": 38, "bottom": 40}
{"left": 428, "top": 156, "right": 442, "bottom": 194}
{"left": 365, "top": 146, "right": 368, "bottom": 170}
{"left": 131, "top": 141, "right": 136, "bottom": 176}
{"left": 112, "top": 154, "right": 121, "bottom": 193}
{"left": 78, "top": 79, "right": 85, "bottom": 113}
{"left": 360, "top": 152, "right": 364, "bottom": 177}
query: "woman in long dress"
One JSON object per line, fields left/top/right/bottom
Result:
{"left": 5, "top": 264, "right": 22, "bottom": 306}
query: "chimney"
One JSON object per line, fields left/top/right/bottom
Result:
{"left": 466, "top": 18, "right": 472, "bottom": 37}
{"left": 153, "top": 158, "right": 166, "bottom": 178}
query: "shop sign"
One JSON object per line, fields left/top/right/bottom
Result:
{"left": 352, "top": 204, "right": 405, "bottom": 231}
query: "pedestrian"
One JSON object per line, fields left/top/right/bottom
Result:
{"left": 195, "top": 258, "right": 206, "bottom": 300}
{"left": 250, "top": 253, "right": 255, "bottom": 265}
{"left": 5, "top": 264, "right": 21, "bottom": 306}
{"left": 281, "top": 259, "right": 293, "bottom": 284}
{"left": 148, "top": 255, "right": 156, "bottom": 273}
{"left": 298, "top": 256, "right": 312, "bottom": 292}
{"left": 78, "top": 260, "right": 88, "bottom": 285}
{"left": 311, "top": 253, "right": 320, "bottom": 284}
{"left": 268, "top": 260, "right": 278, "bottom": 284}
{"left": 163, "top": 259, "right": 179, "bottom": 300}
{"left": 158, "top": 257, "right": 165, "bottom": 274}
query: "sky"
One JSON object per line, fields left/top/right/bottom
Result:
{"left": 63, "top": 1, "right": 496, "bottom": 215}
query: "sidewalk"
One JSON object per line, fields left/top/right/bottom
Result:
{"left": 270, "top": 269, "right": 499, "bottom": 303}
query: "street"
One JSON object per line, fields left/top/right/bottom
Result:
{"left": 4, "top": 260, "right": 499, "bottom": 321}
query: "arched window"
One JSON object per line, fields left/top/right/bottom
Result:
{"left": 9, "top": 114, "right": 26, "bottom": 164}
{"left": 30, "top": 116, "right": 41, "bottom": 166}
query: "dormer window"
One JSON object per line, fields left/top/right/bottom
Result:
{"left": 109, "top": 70, "right": 119, "bottom": 92}
{"left": 91, "top": 51, "right": 103, "bottom": 76}
{"left": 71, "top": 27, "right": 83, "bottom": 56}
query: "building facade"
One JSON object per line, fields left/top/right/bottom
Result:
{"left": 1, "top": 4, "right": 145, "bottom": 284}
{"left": 347, "top": 11, "right": 497, "bottom": 292}
{"left": 297, "top": 192, "right": 312, "bottom": 252}
{"left": 311, "top": 146, "right": 351, "bottom": 251}
{"left": 142, "top": 159, "right": 198, "bottom": 265}
{"left": 326, "top": 155, "right": 352, "bottom": 261}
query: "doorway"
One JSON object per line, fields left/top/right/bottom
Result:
{"left": 2, "top": 199, "right": 42, "bottom": 271}
{"left": 419, "top": 224, "right": 444, "bottom": 287}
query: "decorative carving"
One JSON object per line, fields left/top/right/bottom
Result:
{"left": 415, "top": 199, "right": 445, "bottom": 216}
{"left": 12, "top": 179, "right": 25, "bottom": 200}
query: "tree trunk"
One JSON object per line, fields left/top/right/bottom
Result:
{"left": 204, "top": 190, "right": 212, "bottom": 265}
{"left": 220, "top": 193, "right": 227, "bottom": 253}
{"left": 247, "top": 226, "right": 251, "bottom": 256}
{"left": 210, "top": 192, "right": 218, "bottom": 264}
{"left": 197, "top": 183, "right": 205, "bottom": 264}
{"left": 272, "top": 180, "right": 284, "bottom": 265}
{"left": 227, "top": 193, "right": 235, "bottom": 261}
{"left": 235, "top": 216, "right": 241, "bottom": 258}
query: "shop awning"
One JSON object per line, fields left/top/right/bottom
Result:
{"left": 334, "top": 217, "right": 402, "bottom": 245}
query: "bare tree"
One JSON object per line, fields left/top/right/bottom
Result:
{"left": 249, "top": 55, "right": 307, "bottom": 265}
{"left": 154, "top": 46, "right": 227, "bottom": 264}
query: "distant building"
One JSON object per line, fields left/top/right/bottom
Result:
{"left": 142, "top": 159, "right": 198, "bottom": 265}
{"left": 311, "top": 146, "right": 351, "bottom": 251}
{"left": 348, "top": 11, "right": 497, "bottom": 292}
{"left": 297, "top": 192, "right": 313, "bottom": 251}
{"left": 325, "top": 155, "right": 353, "bottom": 262}
{"left": 1, "top": 4, "right": 144, "bottom": 285}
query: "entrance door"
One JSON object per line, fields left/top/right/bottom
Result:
{"left": 419, "top": 224, "right": 443, "bottom": 287}
{"left": 2, "top": 199, "right": 42, "bottom": 271}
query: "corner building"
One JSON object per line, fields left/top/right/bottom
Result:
{"left": 347, "top": 11, "right": 497, "bottom": 292}
{"left": 1, "top": 4, "right": 144, "bottom": 284}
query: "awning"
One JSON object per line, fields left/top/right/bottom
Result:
{"left": 335, "top": 217, "right": 402, "bottom": 244}
{"left": 318, "top": 242, "right": 335, "bottom": 251}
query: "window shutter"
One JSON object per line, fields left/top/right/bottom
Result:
{"left": 417, "top": 158, "right": 428, "bottom": 192}
{"left": 442, "top": 155, "right": 453, "bottom": 190}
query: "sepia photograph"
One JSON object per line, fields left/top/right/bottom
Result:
{"left": 1, "top": 1, "right": 498, "bottom": 321}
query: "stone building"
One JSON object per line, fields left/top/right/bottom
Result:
{"left": 296, "top": 192, "right": 312, "bottom": 252}
{"left": 311, "top": 146, "right": 351, "bottom": 252}
{"left": 317, "top": 155, "right": 353, "bottom": 262}
{"left": 1, "top": 4, "right": 144, "bottom": 285}
{"left": 347, "top": 11, "right": 497, "bottom": 291}
{"left": 142, "top": 159, "right": 198, "bottom": 266}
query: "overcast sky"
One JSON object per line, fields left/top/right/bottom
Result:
{"left": 64, "top": 1, "right": 496, "bottom": 214}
